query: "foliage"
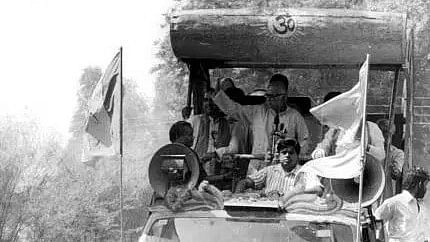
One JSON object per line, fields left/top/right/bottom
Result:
{"left": 0, "top": 115, "right": 63, "bottom": 241}
{"left": 0, "top": 66, "right": 154, "bottom": 241}
{"left": 52, "top": 66, "right": 154, "bottom": 240}
{"left": 151, "top": 36, "right": 189, "bottom": 120}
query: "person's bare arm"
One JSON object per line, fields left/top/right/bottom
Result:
{"left": 281, "top": 183, "right": 323, "bottom": 204}
{"left": 281, "top": 172, "right": 323, "bottom": 204}
{"left": 234, "top": 178, "right": 255, "bottom": 193}
{"left": 367, "top": 121, "right": 386, "bottom": 162}
{"left": 390, "top": 147, "right": 404, "bottom": 180}
{"left": 215, "top": 123, "right": 241, "bottom": 159}
{"left": 312, "top": 128, "right": 337, "bottom": 159}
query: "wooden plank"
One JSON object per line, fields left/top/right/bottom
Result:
{"left": 171, "top": 8, "right": 406, "bottom": 67}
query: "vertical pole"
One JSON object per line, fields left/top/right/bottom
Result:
{"left": 186, "top": 63, "right": 192, "bottom": 108}
{"left": 407, "top": 29, "right": 415, "bottom": 168}
{"left": 356, "top": 54, "right": 370, "bottom": 242}
{"left": 189, "top": 63, "right": 208, "bottom": 115}
{"left": 379, "top": 69, "right": 400, "bottom": 205}
{"left": 404, "top": 28, "right": 415, "bottom": 171}
{"left": 119, "top": 47, "right": 124, "bottom": 242}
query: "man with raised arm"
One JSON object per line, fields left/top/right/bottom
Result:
{"left": 211, "top": 74, "right": 309, "bottom": 175}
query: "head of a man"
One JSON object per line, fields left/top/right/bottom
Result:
{"left": 219, "top": 77, "right": 235, "bottom": 91}
{"left": 204, "top": 89, "right": 225, "bottom": 118}
{"left": 276, "top": 139, "right": 300, "bottom": 172}
{"left": 266, "top": 74, "right": 289, "bottom": 112}
{"left": 403, "top": 166, "right": 430, "bottom": 199}
{"left": 376, "top": 119, "right": 396, "bottom": 144}
{"left": 169, "top": 121, "right": 194, "bottom": 148}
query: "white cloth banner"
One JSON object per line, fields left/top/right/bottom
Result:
{"left": 299, "top": 56, "right": 369, "bottom": 178}
{"left": 300, "top": 145, "right": 362, "bottom": 178}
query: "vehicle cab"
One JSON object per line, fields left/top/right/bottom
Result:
{"left": 140, "top": 203, "right": 357, "bottom": 242}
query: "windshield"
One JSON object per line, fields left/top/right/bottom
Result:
{"left": 140, "top": 217, "right": 354, "bottom": 242}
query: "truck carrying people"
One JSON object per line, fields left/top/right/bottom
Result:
{"left": 139, "top": 7, "right": 430, "bottom": 242}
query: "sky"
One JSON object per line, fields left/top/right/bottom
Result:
{"left": 0, "top": 0, "right": 173, "bottom": 141}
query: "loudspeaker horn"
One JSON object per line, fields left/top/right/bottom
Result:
{"left": 148, "top": 143, "right": 200, "bottom": 198}
{"left": 330, "top": 155, "right": 385, "bottom": 208}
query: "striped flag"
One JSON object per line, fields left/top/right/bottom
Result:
{"left": 82, "top": 51, "right": 121, "bottom": 165}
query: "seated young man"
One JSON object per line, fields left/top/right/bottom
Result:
{"left": 235, "top": 139, "right": 322, "bottom": 201}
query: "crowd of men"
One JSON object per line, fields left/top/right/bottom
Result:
{"left": 167, "top": 73, "right": 430, "bottom": 241}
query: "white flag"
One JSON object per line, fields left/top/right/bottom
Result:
{"left": 299, "top": 56, "right": 369, "bottom": 178}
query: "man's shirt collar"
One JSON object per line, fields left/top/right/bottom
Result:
{"left": 267, "top": 106, "right": 291, "bottom": 115}
{"left": 399, "top": 190, "right": 415, "bottom": 204}
{"left": 274, "top": 164, "right": 300, "bottom": 175}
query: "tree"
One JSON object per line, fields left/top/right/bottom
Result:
{"left": 0, "top": 114, "right": 64, "bottom": 241}
{"left": 38, "top": 65, "right": 156, "bottom": 240}
{"left": 152, "top": 36, "right": 189, "bottom": 121}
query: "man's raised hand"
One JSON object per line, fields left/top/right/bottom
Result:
{"left": 205, "top": 88, "right": 217, "bottom": 99}
{"left": 311, "top": 148, "right": 326, "bottom": 159}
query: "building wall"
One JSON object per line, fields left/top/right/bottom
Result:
{"left": 412, "top": 22, "right": 430, "bottom": 170}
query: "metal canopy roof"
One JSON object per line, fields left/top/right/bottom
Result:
{"left": 170, "top": 8, "right": 407, "bottom": 70}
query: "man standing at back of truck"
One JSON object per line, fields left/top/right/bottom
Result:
{"left": 375, "top": 167, "right": 430, "bottom": 242}
{"left": 210, "top": 74, "right": 309, "bottom": 175}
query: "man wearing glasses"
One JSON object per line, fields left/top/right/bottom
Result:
{"left": 210, "top": 74, "right": 309, "bottom": 175}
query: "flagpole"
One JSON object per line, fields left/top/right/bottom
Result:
{"left": 119, "top": 46, "right": 124, "bottom": 242}
{"left": 356, "top": 54, "right": 369, "bottom": 242}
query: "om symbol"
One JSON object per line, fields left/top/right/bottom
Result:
{"left": 269, "top": 15, "right": 296, "bottom": 37}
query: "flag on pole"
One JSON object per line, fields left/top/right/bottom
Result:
{"left": 299, "top": 57, "right": 369, "bottom": 179}
{"left": 82, "top": 51, "right": 121, "bottom": 165}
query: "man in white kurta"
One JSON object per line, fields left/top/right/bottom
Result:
{"left": 212, "top": 74, "right": 309, "bottom": 175}
{"left": 311, "top": 121, "right": 385, "bottom": 162}
{"left": 375, "top": 167, "right": 429, "bottom": 242}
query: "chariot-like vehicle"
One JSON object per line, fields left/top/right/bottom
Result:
{"left": 140, "top": 7, "right": 415, "bottom": 242}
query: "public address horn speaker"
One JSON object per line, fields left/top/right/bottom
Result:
{"left": 330, "top": 155, "right": 385, "bottom": 208}
{"left": 148, "top": 143, "right": 200, "bottom": 198}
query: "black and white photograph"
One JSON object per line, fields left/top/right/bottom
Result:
{"left": 1, "top": 0, "right": 430, "bottom": 241}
